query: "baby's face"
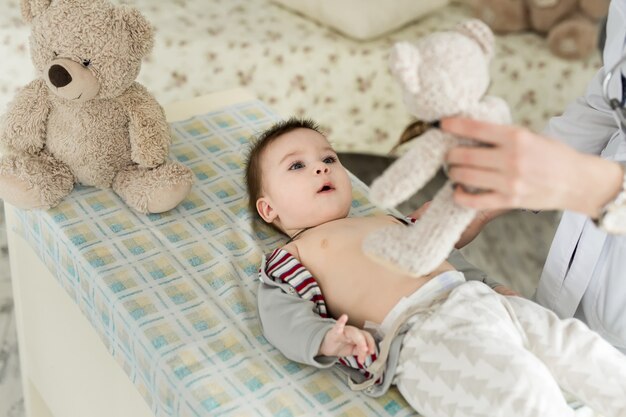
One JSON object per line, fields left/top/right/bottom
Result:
{"left": 257, "top": 128, "right": 353, "bottom": 232}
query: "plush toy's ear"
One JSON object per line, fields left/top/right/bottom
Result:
{"left": 389, "top": 42, "right": 421, "bottom": 95}
{"left": 114, "top": 5, "right": 155, "bottom": 58}
{"left": 21, "top": 0, "right": 52, "bottom": 22}
{"left": 456, "top": 19, "right": 495, "bottom": 59}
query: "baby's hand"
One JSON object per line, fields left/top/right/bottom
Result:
{"left": 493, "top": 285, "right": 520, "bottom": 297}
{"left": 319, "top": 314, "right": 376, "bottom": 364}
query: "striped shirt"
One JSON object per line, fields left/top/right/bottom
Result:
{"left": 259, "top": 216, "right": 416, "bottom": 384}
{"left": 261, "top": 247, "right": 379, "bottom": 381}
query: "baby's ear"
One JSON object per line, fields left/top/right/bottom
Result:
{"left": 256, "top": 197, "right": 277, "bottom": 224}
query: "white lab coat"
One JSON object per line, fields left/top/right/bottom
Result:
{"left": 535, "top": 0, "right": 626, "bottom": 352}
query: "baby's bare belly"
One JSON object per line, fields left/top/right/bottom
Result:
{"left": 291, "top": 216, "right": 455, "bottom": 328}
{"left": 326, "top": 272, "right": 430, "bottom": 327}
{"left": 319, "top": 260, "right": 453, "bottom": 327}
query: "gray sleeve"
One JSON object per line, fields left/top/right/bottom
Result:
{"left": 257, "top": 282, "right": 338, "bottom": 368}
{"left": 543, "top": 69, "right": 617, "bottom": 155}
{"left": 446, "top": 249, "right": 502, "bottom": 289}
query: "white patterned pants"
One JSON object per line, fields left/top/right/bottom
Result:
{"left": 394, "top": 281, "right": 626, "bottom": 417}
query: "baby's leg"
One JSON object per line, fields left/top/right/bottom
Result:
{"left": 394, "top": 282, "right": 575, "bottom": 417}
{"left": 506, "top": 295, "right": 626, "bottom": 417}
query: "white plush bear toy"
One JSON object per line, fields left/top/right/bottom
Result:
{"left": 363, "top": 19, "right": 511, "bottom": 277}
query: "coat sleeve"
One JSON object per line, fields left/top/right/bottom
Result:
{"left": 543, "top": 69, "right": 619, "bottom": 156}
{"left": 257, "top": 283, "right": 338, "bottom": 368}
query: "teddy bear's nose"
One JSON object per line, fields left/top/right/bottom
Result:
{"left": 48, "top": 64, "right": 72, "bottom": 88}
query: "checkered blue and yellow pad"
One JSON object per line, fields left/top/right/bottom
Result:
{"left": 13, "top": 100, "right": 417, "bottom": 417}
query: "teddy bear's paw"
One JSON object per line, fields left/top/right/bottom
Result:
{"left": 0, "top": 173, "right": 49, "bottom": 209}
{"left": 1, "top": 131, "right": 45, "bottom": 155}
{"left": 147, "top": 181, "right": 193, "bottom": 213}
{"left": 363, "top": 226, "right": 413, "bottom": 274}
{"left": 114, "top": 161, "right": 194, "bottom": 214}
{"left": 0, "top": 153, "right": 74, "bottom": 210}
{"left": 362, "top": 225, "right": 437, "bottom": 277}
{"left": 580, "top": 0, "right": 610, "bottom": 21}
{"left": 472, "top": 0, "right": 529, "bottom": 34}
{"left": 547, "top": 18, "right": 598, "bottom": 60}
{"left": 146, "top": 162, "right": 194, "bottom": 213}
{"left": 132, "top": 146, "right": 169, "bottom": 169}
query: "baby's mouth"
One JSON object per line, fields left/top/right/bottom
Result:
{"left": 318, "top": 183, "right": 335, "bottom": 193}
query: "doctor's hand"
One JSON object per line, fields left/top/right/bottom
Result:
{"left": 319, "top": 314, "right": 376, "bottom": 364}
{"left": 442, "top": 117, "right": 624, "bottom": 218}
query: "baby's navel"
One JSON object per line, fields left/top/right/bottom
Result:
{"left": 320, "top": 238, "right": 328, "bottom": 249}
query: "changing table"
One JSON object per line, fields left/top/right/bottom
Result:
{"left": 6, "top": 88, "right": 417, "bottom": 417}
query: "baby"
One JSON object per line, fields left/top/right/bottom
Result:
{"left": 246, "top": 118, "right": 626, "bottom": 417}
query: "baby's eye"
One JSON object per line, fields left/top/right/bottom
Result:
{"left": 289, "top": 161, "right": 304, "bottom": 170}
{"left": 323, "top": 155, "right": 337, "bottom": 164}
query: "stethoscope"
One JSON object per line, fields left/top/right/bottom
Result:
{"left": 603, "top": 54, "right": 626, "bottom": 130}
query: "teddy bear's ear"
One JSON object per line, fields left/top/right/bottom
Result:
{"left": 20, "top": 0, "right": 52, "bottom": 22}
{"left": 114, "top": 6, "right": 155, "bottom": 58}
{"left": 455, "top": 19, "right": 495, "bottom": 60}
{"left": 389, "top": 42, "right": 421, "bottom": 95}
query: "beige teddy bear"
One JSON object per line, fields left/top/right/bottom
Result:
{"left": 362, "top": 19, "right": 511, "bottom": 277}
{"left": 0, "top": 0, "right": 194, "bottom": 213}
{"left": 471, "top": 0, "right": 610, "bottom": 60}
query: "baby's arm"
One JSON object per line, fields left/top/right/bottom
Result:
{"left": 258, "top": 283, "right": 338, "bottom": 367}
{"left": 258, "top": 284, "right": 376, "bottom": 366}
{"left": 319, "top": 314, "right": 376, "bottom": 365}
{"left": 492, "top": 285, "right": 520, "bottom": 296}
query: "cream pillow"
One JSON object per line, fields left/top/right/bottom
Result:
{"left": 271, "top": 0, "right": 450, "bottom": 40}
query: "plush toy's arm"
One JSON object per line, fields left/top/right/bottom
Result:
{"left": 370, "top": 129, "right": 457, "bottom": 208}
{"left": 119, "top": 82, "right": 170, "bottom": 168}
{"left": 0, "top": 79, "right": 50, "bottom": 154}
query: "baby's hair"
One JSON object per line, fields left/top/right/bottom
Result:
{"left": 245, "top": 117, "right": 323, "bottom": 219}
